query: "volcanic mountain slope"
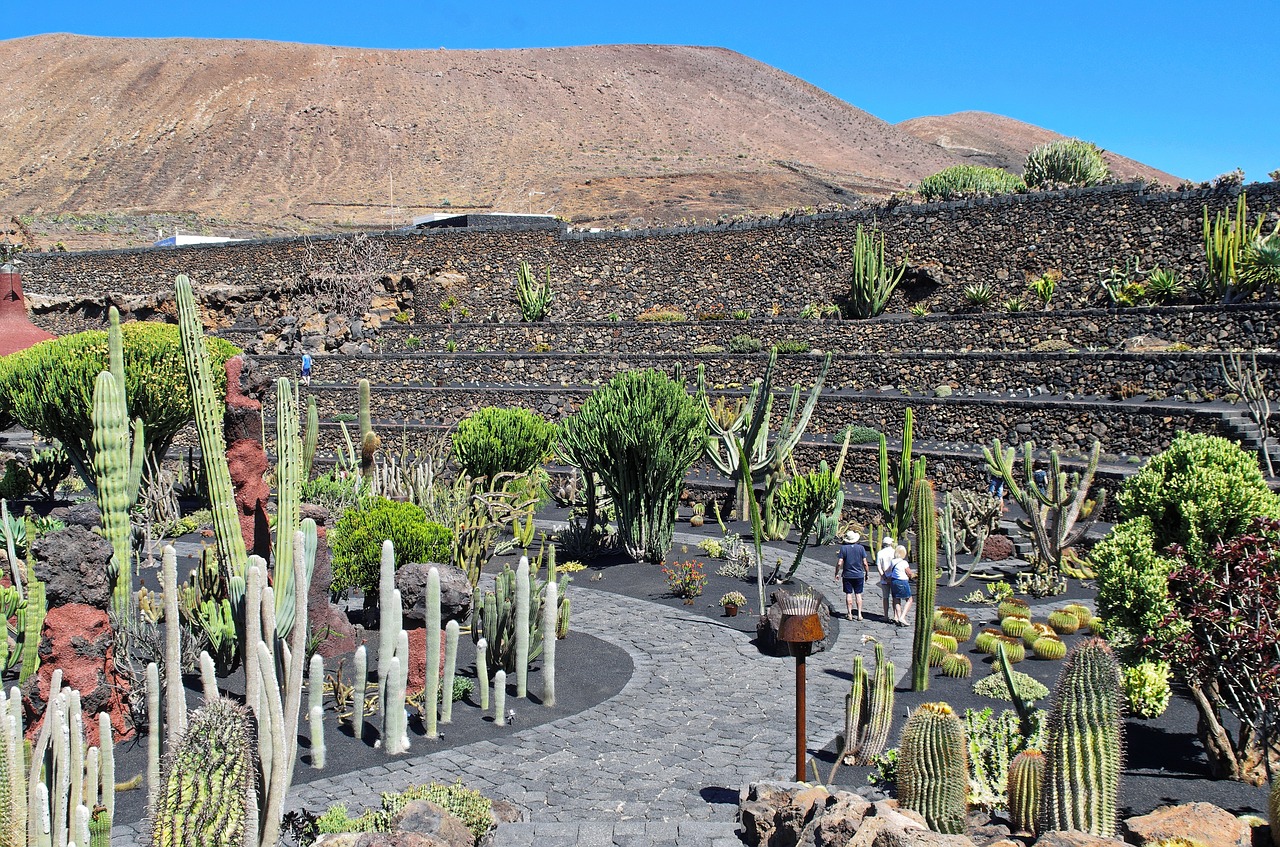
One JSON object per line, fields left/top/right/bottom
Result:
{"left": 0, "top": 35, "right": 1180, "bottom": 250}
{"left": 898, "top": 111, "right": 1182, "bottom": 185}
{"left": 0, "top": 34, "right": 956, "bottom": 236}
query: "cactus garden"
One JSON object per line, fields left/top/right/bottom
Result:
{"left": 1, "top": 183, "right": 1280, "bottom": 847}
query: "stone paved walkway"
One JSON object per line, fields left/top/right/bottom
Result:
{"left": 110, "top": 536, "right": 918, "bottom": 845}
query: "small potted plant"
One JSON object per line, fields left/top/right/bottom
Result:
{"left": 689, "top": 502, "right": 706, "bottom": 528}
{"left": 720, "top": 591, "right": 747, "bottom": 617}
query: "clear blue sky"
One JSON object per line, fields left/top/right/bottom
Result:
{"left": 8, "top": 0, "right": 1277, "bottom": 183}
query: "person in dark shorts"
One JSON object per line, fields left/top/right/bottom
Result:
{"left": 834, "top": 530, "right": 870, "bottom": 621}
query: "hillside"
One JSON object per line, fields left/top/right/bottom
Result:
{"left": 0, "top": 36, "right": 1179, "bottom": 250}
{"left": 897, "top": 111, "right": 1182, "bottom": 185}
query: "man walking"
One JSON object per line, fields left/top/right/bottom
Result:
{"left": 876, "top": 536, "right": 896, "bottom": 622}
{"left": 835, "top": 530, "right": 870, "bottom": 621}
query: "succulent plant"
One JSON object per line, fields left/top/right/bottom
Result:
{"left": 898, "top": 702, "right": 968, "bottom": 834}
{"left": 940, "top": 654, "right": 972, "bottom": 679}
{"left": 1048, "top": 610, "right": 1081, "bottom": 635}
{"left": 1008, "top": 749, "right": 1045, "bottom": 835}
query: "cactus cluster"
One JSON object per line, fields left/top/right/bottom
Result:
{"left": 897, "top": 702, "right": 968, "bottom": 834}
{"left": 939, "top": 653, "right": 972, "bottom": 679}
{"left": 471, "top": 549, "right": 569, "bottom": 678}
{"left": 879, "top": 409, "right": 926, "bottom": 540}
{"left": 1039, "top": 639, "right": 1124, "bottom": 836}
{"left": 840, "top": 642, "right": 895, "bottom": 766}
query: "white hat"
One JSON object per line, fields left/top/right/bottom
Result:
{"left": 843, "top": 530, "right": 861, "bottom": 544}
{"left": 882, "top": 537, "right": 895, "bottom": 547}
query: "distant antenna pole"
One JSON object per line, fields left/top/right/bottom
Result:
{"left": 389, "top": 171, "right": 394, "bottom": 217}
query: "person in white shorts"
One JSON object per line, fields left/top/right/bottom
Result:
{"left": 875, "top": 536, "right": 896, "bottom": 622}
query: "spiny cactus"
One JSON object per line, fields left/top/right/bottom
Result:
{"left": 493, "top": 670, "right": 506, "bottom": 725}
{"left": 940, "top": 653, "right": 972, "bottom": 678}
{"left": 854, "top": 642, "right": 896, "bottom": 766}
{"left": 358, "top": 379, "right": 380, "bottom": 487}
{"left": 931, "top": 633, "right": 958, "bottom": 654}
{"left": 1039, "top": 638, "right": 1124, "bottom": 837}
{"left": 425, "top": 567, "right": 441, "bottom": 738}
{"left": 476, "top": 639, "right": 490, "bottom": 712}
{"left": 997, "top": 637, "right": 1026, "bottom": 663}
{"left": 441, "top": 620, "right": 460, "bottom": 724}
{"left": 352, "top": 645, "right": 367, "bottom": 741}
{"left": 975, "top": 628, "right": 1002, "bottom": 655}
{"left": 848, "top": 223, "right": 908, "bottom": 319}
{"left": 911, "top": 477, "right": 938, "bottom": 691}
{"left": 302, "top": 395, "right": 319, "bottom": 481}
{"left": 542, "top": 582, "right": 557, "bottom": 708}
{"left": 880, "top": 409, "right": 926, "bottom": 540}
{"left": 1002, "top": 617, "right": 1032, "bottom": 638}
{"left": 840, "top": 656, "right": 866, "bottom": 766}
{"left": 149, "top": 697, "right": 254, "bottom": 847}
{"left": 898, "top": 702, "right": 968, "bottom": 834}
{"left": 1048, "top": 610, "right": 1081, "bottom": 635}
{"left": 998, "top": 599, "right": 1030, "bottom": 620}
{"left": 1033, "top": 637, "right": 1067, "bottom": 661}
{"left": 514, "top": 557, "right": 530, "bottom": 698}
{"left": 935, "top": 610, "right": 972, "bottom": 643}
{"left": 1009, "top": 749, "right": 1045, "bottom": 836}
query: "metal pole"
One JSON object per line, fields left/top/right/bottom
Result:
{"left": 795, "top": 653, "right": 807, "bottom": 783}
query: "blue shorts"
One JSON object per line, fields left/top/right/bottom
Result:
{"left": 842, "top": 576, "right": 865, "bottom": 595}
{"left": 891, "top": 579, "right": 912, "bottom": 600}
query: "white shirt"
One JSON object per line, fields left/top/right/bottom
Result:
{"left": 890, "top": 558, "right": 911, "bottom": 581}
{"left": 876, "top": 546, "right": 895, "bottom": 577}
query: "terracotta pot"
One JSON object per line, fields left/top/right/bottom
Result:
{"left": 724, "top": 603, "right": 739, "bottom": 617}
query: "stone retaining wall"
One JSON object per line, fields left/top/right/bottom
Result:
{"left": 19, "top": 182, "right": 1280, "bottom": 325}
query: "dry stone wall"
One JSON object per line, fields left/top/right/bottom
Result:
{"left": 18, "top": 182, "right": 1280, "bottom": 329}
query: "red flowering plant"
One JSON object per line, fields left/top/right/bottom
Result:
{"left": 1152, "top": 516, "right": 1280, "bottom": 784}
{"left": 661, "top": 559, "right": 707, "bottom": 601}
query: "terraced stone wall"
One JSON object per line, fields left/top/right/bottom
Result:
{"left": 19, "top": 181, "right": 1280, "bottom": 328}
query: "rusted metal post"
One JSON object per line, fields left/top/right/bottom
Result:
{"left": 795, "top": 651, "right": 807, "bottom": 782}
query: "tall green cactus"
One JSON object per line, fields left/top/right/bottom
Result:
{"left": 897, "top": 702, "right": 968, "bottom": 834}
{"left": 175, "top": 275, "right": 248, "bottom": 580}
{"left": 273, "top": 379, "right": 302, "bottom": 638}
{"left": 983, "top": 438, "right": 1105, "bottom": 581}
{"left": 880, "top": 408, "right": 925, "bottom": 540}
{"left": 441, "top": 619, "right": 460, "bottom": 723}
{"left": 839, "top": 656, "right": 866, "bottom": 767}
{"left": 91, "top": 306, "right": 146, "bottom": 618}
{"left": 19, "top": 580, "right": 45, "bottom": 684}
{"left": 911, "top": 478, "right": 938, "bottom": 692}
{"left": 696, "top": 349, "right": 831, "bottom": 538}
{"left": 358, "top": 378, "right": 380, "bottom": 487}
{"left": 1038, "top": 638, "right": 1124, "bottom": 837}
{"left": 848, "top": 223, "right": 907, "bottom": 319}
{"left": 471, "top": 553, "right": 569, "bottom": 677}
{"left": 1008, "top": 749, "right": 1044, "bottom": 836}
{"left": 149, "top": 698, "right": 254, "bottom": 847}
{"left": 302, "top": 395, "right": 319, "bottom": 481}
{"left": 855, "top": 642, "right": 895, "bottom": 766}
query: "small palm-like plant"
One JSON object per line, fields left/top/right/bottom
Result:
{"left": 964, "top": 282, "right": 996, "bottom": 309}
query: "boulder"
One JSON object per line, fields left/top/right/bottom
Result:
{"left": 57, "top": 502, "right": 103, "bottom": 528}
{"left": 756, "top": 587, "right": 836, "bottom": 656}
{"left": 21, "top": 603, "right": 133, "bottom": 744}
{"left": 982, "top": 535, "right": 1014, "bottom": 562}
{"left": 224, "top": 355, "right": 271, "bottom": 558}
{"left": 390, "top": 800, "right": 474, "bottom": 847}
{"left": 31, "top": 526, "right": 113, "bottom": 609}
{"left": 1123, "top": 802, "right": 1251, "bottom": 847}
{"left": 1033, "top": 832, "right": 1127, "bottom": 847}
{"left": 813, "top": 792, "right": 872, "bottom": 847}
{"left": 739, "top": 783, "right": 973, "bottom": 847}
{"left": 397, "top": 562, "right": 473, "bottom": 626}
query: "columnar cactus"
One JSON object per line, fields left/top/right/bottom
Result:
{"left": 383, "top": 655, "right": 406, "bottom": 755}
{"left": 1009, "top": 749, "right": 1045, "bottom": 836}
{"left": 273, "top": 379, "right": 303, "bottom": 638}
{"left": 897, "top": 702, "right": 969, "bottom": 835}
{"left": 1039, "top": 639, "right": 1124, "bottom": 837}
{"left": 376, "top": 540, "right": 398, "bottom": 712}
{"left": 358, "top": 378, "right": 380, "bottom": 486}
{"left": 476, "top": 639, "right": 490, "bottom": 711}
{"left": 149, "top": 698, "right": 254, "bottom": 847}
{"left": 302, "top": 395, "right": 319, "bottom": 480}
{"left": 493, "top": 670, "right": 506, "bottom": 725}
{"left": 856, "top": 642, "right": 896, "bottom": 766}
{"left": 840, "top": 656, "right": 865, "bottom": 765}
{"left": 442, "top": 620, "right": 460, "bottom": 724}
{"left": 911, "top": 478, "right": 938, "bottom": 691}
{"left": 161, "top": 546, "right": 187, "bottom": 743}
{"left": 514, "top": 557, "right": 531, "bottom": 698}
{"left": 425, "top": 567, "right": 441, "bottom": 738}
{"left": 146, "top": 662, "right": 161, "bottom": 809}
{"left": 879, "top": 409, "right": 925, "bottom": 541}
{"left": 91, "top": 306, "right": 146, "bottom": 618}
{"left": 542, "top": 582, "right": 557, "bottom": 708}
{"left": 309, "top": 705, "right": 325, "bottom": 770}
{"left": 307, "top": 654, "right": 324, "bottom": 725}
{"left": 352, "top": 645, "right": 367, "bottom": 741}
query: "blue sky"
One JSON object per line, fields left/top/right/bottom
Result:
{"left": 8, "top": 0, "right": 1277, "bottom": 183}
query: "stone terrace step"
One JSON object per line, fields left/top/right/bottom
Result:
{"left": 489, "top": 820, "right": 741, "bottom": 847}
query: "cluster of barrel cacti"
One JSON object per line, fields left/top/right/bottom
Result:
{"left": 928, "top": 608, "right": 973, "bottom": 678}
{"left": 2, "top": 672, "right": 116, "bottom": 847}
{"left": 839, "top": 641, "right": 895, "bottom": 766}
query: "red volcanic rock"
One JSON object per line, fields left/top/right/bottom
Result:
{"left": 0, "top": 266, "right": 54, "bottom": 355}
{"left": 405, "top": 628, "right": 447, "bottom": 699}
{"left": 22, "top": 603, "right": 134, "bottom": 745}
{"left": 224, "top": 355, "right": 271, "bottom": 557}
{"left": 982, "top": 534, "right": 1014, "bottom": 561}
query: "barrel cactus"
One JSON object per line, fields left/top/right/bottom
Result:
{"left": 1008, "top": 749, "right": 1045, "bottom": 836}
{"left": 996, "top": 636, "right": 1026, "bottom": 663}
{"left": 940, "top": 653, "right": 972, "bottom": 679}
{"left": 898, "top": 702, "right": 968, "bottom": 834}
{"left": 149, "top": 697, "right": 253, "bottom": 847}
{"left": 975, "top": 628, "right": 1002, "bottom": 655}
{"left": 1033, "top": 636, "right": 1067, "bottom": 661}
{"left": 998, "top": 599, "right": 1030, "bottom": 620}
{"left": 1048, "top": 610, "right": 1081, "bottom": 635}
{"left": 1039, "top": 638, "right": 1124, "bottom": 836}
{"left": 1001, "top": 617, "right": 1032, "bottom": 638}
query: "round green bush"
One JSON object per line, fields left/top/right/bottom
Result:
{"left": 1023, "top": 138, "right": 1111, "bottom": 188}
{"left": 973, "top": 669, "right": 1049, "bottom": 703}
{"left": 330, "top": 497, "right": 454, "bottom": 594}
{"left": 0, "top": 321, "right": 239, "bottom": 479}
{"left": 451, "top": 406, "right": 557, "bottom": 482}
{"left": 917, "top": 164, "right": 1026, "bottom": 201}
{"left": 1121, "top": 660, "right": 1172, "bottom": 718}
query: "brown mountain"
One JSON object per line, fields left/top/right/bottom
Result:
{"left": 0, "top": 35, "right": 1176, "bottom": 250}
{"left": 898, "top": 111, "right": 1182, "bottom": 185}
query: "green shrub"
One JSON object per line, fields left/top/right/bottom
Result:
{"left": 1090, "top": 516, "right": 1175, "bottom": 661}
{"left": 1122, "top": 660, "right": 1172, "bottom": 718}
{"left": 317, "top": 780, "right": 494, "bottom": 843}
{"left": 330, "top": 498, "right": 453, "bottom": 593}
{"left": 1117, "top": 432, "right": 1280, "bottom": 564}
{"left": 972, "top": 669, "right": 1049, "bottom": 703}
{"left": 773, "top": 340, "right": 811, "bottom": 354}
{"left": 727, "top": 334, "right": 762, "bottom": 354}
{"left": 0, "top": 459, "right": 32, "bottom": 501}
{"left": 0, "top": 321, "right": 239, "bottom": 483}
{"left": 301, "top": 469, "right": 365, "bottom": 513}
{"left": 837, "top": 425, "right": 881, "bottom": 445}
{"left": 451, "top": 407, "right": 557, "bottom": 482}
{"left": 917, "top": 165, "right": 1026, "bottom": 201}
{"left": 1023, "top": 138, "right": 1111, "bottom": 188}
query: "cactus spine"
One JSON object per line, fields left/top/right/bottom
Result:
{"left": 309, "top": 705, "right": 325, "bottom": 770}
{"left": 515, "top": 557, "right": 530, "bottom": 698}
{"left": 425, "top": 567, "right": 441, "bottom": 738}
{"left": 149, "top": 698, "right": 253, "bottom": 847}
{"left": 1008, "top": 749, "right": 1045, "bottom": 836}
{"left": 1038, "top": 638, "right": 1124, "bottom": 837}
{"left": 897, "top": 702, "right": 968, "bottom": 835}
{"left": 476, "top": 639, "right": 490, "bottom": 711}
{"left": 441, "top": 620, "right": 459, "bottom": 724}
{"left": 542, "top": 581, "right": 557, "bottom": 708}
{"left": 91, "top": 306, "right": 146, "bottom": 618}
{"left": 352, "top": 645, "right": 367, "bottom": 740}
{"left": 493, "top": 670, "right": 506, "bottom": 725}
{"left": 911, "top": 478, "right": 938, "bottom": 692}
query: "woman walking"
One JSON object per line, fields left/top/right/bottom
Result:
{"left": 889, "top": 544, "right": 914, "bottom": 626}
